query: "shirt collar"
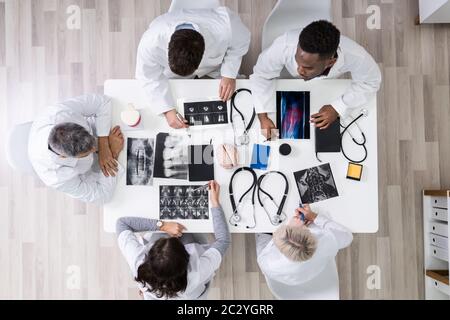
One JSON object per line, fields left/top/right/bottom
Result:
{"left": 324, "top": 47, "right": 344, "bottom": 77}
{"left": 175, "top": 23, "right": 196, "bottom": 31}
{"left": 173, "top": 21, "right": 200, "bottom": 34}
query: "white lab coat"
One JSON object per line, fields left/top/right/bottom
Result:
{"left": 257, "top": 215, "right": 353, "bottom": 286}
{"left": 118, "top": 230, "right": 222, "bottom": 300}
{"left": 136, "top": 7, "right": 251, "bottom": 115}
{"left": 250, "top": 29, "right": 382, "bottom": 116}
{"left": 28, "top": 94, "right": 123, "bottom": 203}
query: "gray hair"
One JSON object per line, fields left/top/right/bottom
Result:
{"left": 273, "top": 224, "right": 317, "bottom": 262}
{"left": 48, "top": 122, "right": 95, "bottom": 157}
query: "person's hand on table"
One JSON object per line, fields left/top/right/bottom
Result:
{"left": 296, "top": 204, "right": 318, "bottom": 226}
{"left": 208, "top": 180, "right": 220, "bottom": 208}
{"left": 258, "top": 113, "right": 278, "bottom": 140}
{"left": 219, "top": 77, "right": 236, "bottom": 101}
{"left": 159, "top": 221, "right": 186, "bottom": 238}
{"left": 311, "top": 105, "right": 339, "bottom": 130}
{"left": 98, "top": 136, "right": 118, "bottom": 177}
{"left": 164, "top": 109, "right": 189, "bottom": 129}
{"left": 109, "top": 126, "right": 124, "bottom": 160}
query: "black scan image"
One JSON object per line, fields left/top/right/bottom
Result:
{"left": 159, "top": 185, "right": 209, "bottom": 220}
{"left": 154, "top": 133, "right": 189, "bottom": 180}
{"left": 184, "top": 100, "right": 228, "bottom": 126}
{"left": 126, "top": 138, "right": 155, "bottom": 186}
{"left": 188, "top": 145, "right": 215, "bottom": 182}
{"left": 294, "top": 163, "right": 339, "bottom": 204}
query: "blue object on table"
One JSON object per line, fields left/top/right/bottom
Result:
{"left": 299, "top": 202, "right": 305, "bottom": 222}
{"left": 250, "top": 144, "right": 271, "bottom": 170}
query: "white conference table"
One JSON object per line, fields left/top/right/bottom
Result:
{"left": 103, "top": 79, "right": 378, "bottom": 233}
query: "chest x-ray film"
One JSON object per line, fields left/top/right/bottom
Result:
{"left": 276, "top": 91, "right": 310, "bottom": 139}
{"left": 126, "top": 138, "right": 155, "bottom": 186}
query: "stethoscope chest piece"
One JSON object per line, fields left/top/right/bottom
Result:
{"left": 270, "top": 213, "right": 286, "bottom": 225}
{"left": 230, "top": 213, "right": 242, "bottom": 224}
{"left": 236, "top": 131, "right": 250, "bottom": 146}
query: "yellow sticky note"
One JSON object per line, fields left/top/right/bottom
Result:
{"left": 347, "top": 163, "right": 363, "bottom": 181}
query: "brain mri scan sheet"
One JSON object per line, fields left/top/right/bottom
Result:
{"left": 159, "top": 185, "right": 210, "bottom": 220}
{"left": 178, "top": 98, "right": 229, "bottom": 127}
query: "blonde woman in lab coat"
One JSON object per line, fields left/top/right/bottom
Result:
{"left": 256, "top": 204, "right": 353, "bottom": 299}
{"left": 136, "top": 7, "right": 251, "bottom": 129}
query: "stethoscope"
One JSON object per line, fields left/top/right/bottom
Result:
{"left": 228, "top": 167, "right": 257, "bottom": 229}
{"left": 228, "top": 168, "right": 290, "bottom": 228}
{"left": 257, "top": 171, "right": 289, "bottom": 226}
{"left": 340, "top": 109, "right": 369, "bottom": 164}
{"left": 230, "top": 89, "right": 256, "bottom": 146}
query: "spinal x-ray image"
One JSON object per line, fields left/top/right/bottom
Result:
{"left": 159, "top": 185, "right": 209, "bottom": 220}
{"left": 276, "top": 91, "right": 310, "bottom": 139}
{"left": 126, "top": 138, "right": 155, "bottom": 186}
{"left": 183, "top": 100, "right": 228, "bottom": 126}
{"left": 153, "top": 133, "right": 189, "bottom": 180}
{"left": 294, "top": 163, "right": 339, "bottom": 204}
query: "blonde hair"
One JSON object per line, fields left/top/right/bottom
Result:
{"left": 273, "top": 225, "right": 317, "bottom": 262}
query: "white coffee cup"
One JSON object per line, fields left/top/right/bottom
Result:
{"left": 121, "top": 104, "right": 141, "bottom": 127}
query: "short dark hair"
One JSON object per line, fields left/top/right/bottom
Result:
{"left": 168, "top": 29, "right": 205, "bottom": 76}
{"left": 48, "top": 122, "right": 95, "bottom": 157}
{"left": 136, "top": 237, "right": 190, "bottom": 299}
{"left": 298, "top": 20, "right": 340, "bottom": 59}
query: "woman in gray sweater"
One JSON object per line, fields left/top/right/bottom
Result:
{"left": 116, "top": 181, "right": 230, "bottom": 300}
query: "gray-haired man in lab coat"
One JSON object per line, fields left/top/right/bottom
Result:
{"left": 28, "top": 94, "right": 124, "bottom": 203}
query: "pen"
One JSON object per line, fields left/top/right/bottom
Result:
{"left": 176, "top": 112, "right": 186, "bottom": 124}
{"left": 299, "top": 202, "right": 305, "bottom": 222}
{"left": 192, "top": 184, "right": 209, "bottom": 192}
{"left": 176, "top": 112, "right": 191, "bottom": 137}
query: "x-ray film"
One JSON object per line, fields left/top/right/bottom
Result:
{"left": 276, "top": 91, "right": 310, "bottom": 139}
{"left": 126, "top": 138, "right": 155, "bottom": 186}
{"left": 159, "top": 185, "right": 209, "bottom": 220}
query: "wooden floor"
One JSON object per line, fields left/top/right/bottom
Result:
{"left": 1, "top": 0, "right": 449, "bottom": 299}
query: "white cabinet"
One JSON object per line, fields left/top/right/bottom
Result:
{"left": 423, "top": 190, "right": 450, "bottom": 300}
{"left": 419, "top": 0, "right": 450, "bottom": 23}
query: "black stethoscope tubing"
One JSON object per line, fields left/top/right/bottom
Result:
{"left": 340, "top": 113, "right": 368, "bottom": 164}
{"left": 230, "top": 88, "right": 256, "bottom": 132}
{"left": 257, "top": 171, "right": 289, "bottom": 226}
{"left": 228, "top": 167, "right": 257, "bottom": 229}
